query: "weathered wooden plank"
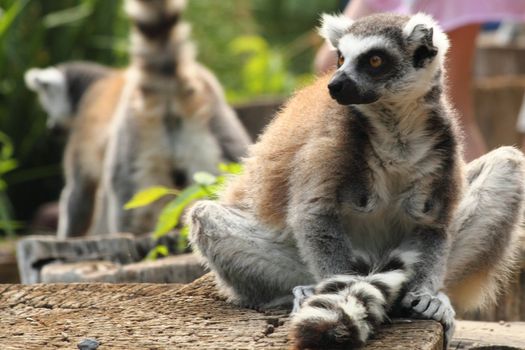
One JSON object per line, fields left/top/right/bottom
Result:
{"left": 474, "top": 76, "right": 525, "bottom": 151}
{"left": 0, "top": 273, "right": 443, "bottom": 350}
{"left": 0, "top": 238, "right": 18, "bottom": 284}
{"left": 40, "top": 254, "right": 206, "bottom": 284}
{"left": 452, "top": 320, "right": 525, "bottom": 349}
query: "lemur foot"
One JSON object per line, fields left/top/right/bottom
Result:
{"left": 402, "top": 291, "right": 455, "bottom": 348}
{"left": 291, "top": 285, "right": 315, "bottom": 314}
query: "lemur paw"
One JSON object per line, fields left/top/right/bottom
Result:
{"left": 291, "top": 285, "right": 315, "bottom": 314}
{"left": 402, "top": 291, "right": 455, "bottom": 347}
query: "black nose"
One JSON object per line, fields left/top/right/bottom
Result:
{"left": 328, "top": 78, "right": 344, "bottom": 95}
{"left": 328, "top": 73, "right": 357, "bottom": 105}
{"left": 327, "top": 72, "right": 379, "bottom": 105}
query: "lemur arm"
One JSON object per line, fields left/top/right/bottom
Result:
{"left": 288, "top": 139, "right": 358, "bottom": 280}
{"left": 196, "top": 64, "right": 251, "bottom": 163}
{"left": 209, "top": 101, "right": 252, "bottom": 162}
{"left": 290, "top": 209, "right": 357, "bottom": 280}
{"left": 104, "top": 121, "right": 137, "bottom": 234}
{"left": 401, "top": 149, "right": 461, "bottom": 295}
{"left": 57, "top": 153, "right": 97, "bottom": 238}
{"left": 403, "top": 226, "right": 449, "bottom": 294}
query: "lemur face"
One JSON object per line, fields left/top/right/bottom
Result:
{"left": 320, "top": 13, "right": 449, "bottom": 105}
{"left": 25, "top": 67, "right": 72, "bottom": 131}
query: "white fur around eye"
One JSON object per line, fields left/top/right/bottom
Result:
{"left": 337, "top": 34, "right": 392, "bottom": 65}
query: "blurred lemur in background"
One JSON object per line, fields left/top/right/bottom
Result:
{"left": 25, "top": 0, "right": 251, "bottom": 238}
{"left": 189, "top": 12, "right": 525, "bottom": 349}
{"left": 25, "top": 62, "right": 111, "bottom": 133}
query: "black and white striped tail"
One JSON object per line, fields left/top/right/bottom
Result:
{"left": 125, "top": 0, "right": 193, "bottom": 78}
{"left": 290, "top": 250, "right": 419, "bottom": 349}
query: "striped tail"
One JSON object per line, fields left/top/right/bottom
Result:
{"left": 290, "top": 251, "right": 419, "bottom": 349}
{"left": 124, "top": 0, "right": 194, "bottom": 81}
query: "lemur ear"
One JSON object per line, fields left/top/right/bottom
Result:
{"left": 24, "top": 68, "right": 43, "bottom": 91}
{"left": 319, "top": 13, "right": 354, "bottom": 48}
{"left": 403, "top": 13, "right": 449, "bottom": 68}
{"left": 25, "top": 67, "right": 64, "bottom": 92}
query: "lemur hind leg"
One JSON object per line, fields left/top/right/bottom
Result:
{"left": 189, "top": 200, "right": 314, "bottom": 308}
{"left": 446, "top": 146, "right": 525, "bottom": 313}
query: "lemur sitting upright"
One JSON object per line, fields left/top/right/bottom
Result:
{"left": 189, "top": 13, "right": 525, "bottom": 349}
{"left": 26, "top": 62, "right": 124, "bottom": 236}
{"left": 26, "top": 0, "right": 251, "bottom": 238}
{"left": 102, "top": 0, "right": 252, "bottom": 235}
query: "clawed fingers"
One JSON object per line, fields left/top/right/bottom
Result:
{"left": 402, "top": 291, "right": 455, "bottom": 349}
{"left": 291, "top": 285, "right": 315, "bottom": 314}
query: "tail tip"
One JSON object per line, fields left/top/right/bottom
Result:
{"left": 290, "top": 317, "right": 365, "bottom": 350}
{"left": 290, "top": 303, "right": 366, "bottom": 350}
{"left": 125, "top": 0, "right": 186, "bottom": 23}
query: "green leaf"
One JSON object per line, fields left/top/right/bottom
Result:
{"left": 218, "top": 163, "right": 243, "bottom": 175}
{"left": 43, "top": 3, "right": 93, "bottom": 29}
{"left": 145, "top": 244, "right": 169, "bottom": 261}
{"left": 153, "top": 185, "right": 209, "bottom": 239}
{"left": 193, "top": 172, "right": 217, "bottom": 186}
{"left": 124, "top": 186, "right": 177, "bottom": 210}
{"left": 230, "top": 35, "right": 268, "bottom": 56}
{"left": 0, "top": 159, "right": 17, "bottom": 175}
{"left": 0, "top": 0, "right": 30, "bottom": 41}
{"left": 177, "top": 225, "right": 190, "bottom": 253}
{"left": 0, "top": 220, "right": 23, "bottom": 230}
{"left": 0, "top": 131, "right": 14, "bottom": 160}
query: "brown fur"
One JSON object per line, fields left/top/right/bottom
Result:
{"left": 223, "top": 74, "right": 341, "bottom": 228}
{"left": 65, "top": 71, "right": 125, "bottom": 182}
{"left": 224, "top": 72, "right": 462, "bottom": 231}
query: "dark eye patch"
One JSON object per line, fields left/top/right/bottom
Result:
{"left": 356, "top": 48, "right": 399, "bottom": 80}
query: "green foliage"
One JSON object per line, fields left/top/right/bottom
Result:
{"left": 145, "top": 244, "right": 169, "bottom": 261}
{"left": 0, "top": 0, "right": 341, "bottom": 227}
{"left": 124, "top": 186, "right": 179, "bottom": 210}
{"left": 0, "top": 132, "right": 22, "bottom": 236}
{"left": 124, "top": 164, "right": 241, "bottom": 260}
{"left": 0, "top": 0, "right": 129, "bottom": 225}
{"left": 227, "top": 35, "right": 300, "bottom": 101}
{"left": 185, "top": 0, "right": 338, "bottom": 102}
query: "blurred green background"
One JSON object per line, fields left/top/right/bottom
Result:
{"left": 0, "top": 0, "right": 340, "bottom": 235}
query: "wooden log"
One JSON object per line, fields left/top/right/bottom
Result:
{"left": 475, "top": 45, "right": 525, "bottom": 78}
{"left": 0, "top": 238, "right": 18, "bottom": 283}
{"left": 0, "top": 273, "right": 444, "bottom": 350}
{"left": 474, "top": 76, "right": 525, "bottom": 150}
{"left": 235, "top": 99, "right": 282, "bottom": 139}
{"left": 40, "top": 254, "right": 206, "bottom": 284}
{"left": 16, "top": 233, "right": 179, "bottom": 284}
{"left": 452, "top": 320, "right": 525, "bottom": 349}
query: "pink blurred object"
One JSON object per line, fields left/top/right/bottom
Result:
{"left": 366, "top": 0, "right": 525, "bottom": 31}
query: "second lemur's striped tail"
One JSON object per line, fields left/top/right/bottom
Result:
{"left": 125, "top": 0, "right": 194, "bottom": 81}
{"left": 290, "top": 251, "right": 419, "bottom": 349}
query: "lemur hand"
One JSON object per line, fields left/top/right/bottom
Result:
{"left": 291, "top": 285, "right": 315, "bottom": 314}
{"left": 402, "top": 291, "right": 455, "bottom": 348}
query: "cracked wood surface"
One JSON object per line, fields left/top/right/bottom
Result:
{"left": 0, "top": 274, "right": 443, "bottom": 350}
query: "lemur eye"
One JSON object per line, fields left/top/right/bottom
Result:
{"left": 369, "top": 55, "right": 383, "bottom": 68}
{"left": 337, "top": 53, "right": 345, "bottom": 67}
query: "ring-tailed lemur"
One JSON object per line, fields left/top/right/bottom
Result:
{"left": 26, "top": 62, "right": 124, "bottom": 237}
{"left": 26, "top": 0, "right": 251, "bottom": 238}
{"left": 102, "top": 0, "right": 251, "bottom": 234}
{"left": 189, "top": 13, "right": 525, "bottom": 349}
